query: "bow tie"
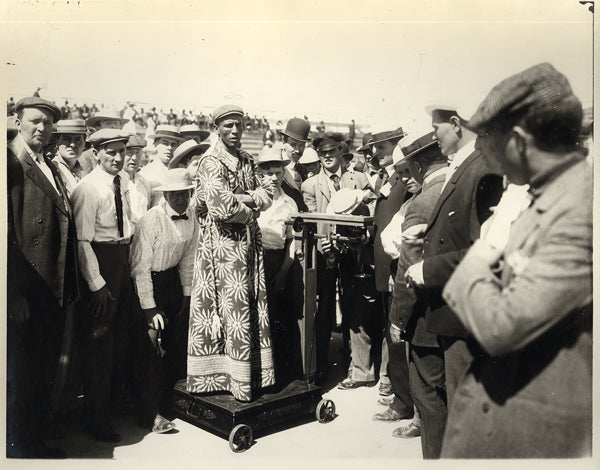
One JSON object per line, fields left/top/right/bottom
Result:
{"left": 171, "top": 214, "right": 188, "bottom": 220}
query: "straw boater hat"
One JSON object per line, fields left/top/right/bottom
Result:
{"left": 255, "top": 144, "right": 291, "bottom": 167}
{"left": 147, "top": 124, "right": 185, "bottom": 142}
{"left": 155, "top": 168, "right": 195, "bottom": 192}
{"left": 298, "top": 147, "right": 319, "bottom": 165}
{"left": 168, "top": 139, "right": 211, "bottom": 169}
{"left": 14, "top": 97, "right": 62, "bottom": 122}
{"left": 85, "top": 108, "right": 129, "bottom": 128}
{"left": 179, "top": 124, "right": 211, "bottom": 143}
{"left": 53, "top": 119, "right": 87, "bottom": 135}
{"left": 278, "top": 118, "right": 311, "bottom": 142}
{"left": 326, "top": 188, "right": 363, "bottom": 215}
{"left": 87, "top": 128, "right": 129, "bottom": 147}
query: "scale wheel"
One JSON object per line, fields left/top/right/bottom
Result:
{"left": 228, "top": 424, "right": 253, "bottom": 453}
{"left": 316, "top": 399, "right": 336, "bottom": 423}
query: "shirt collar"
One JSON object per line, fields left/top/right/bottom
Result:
{"left": 323, "top": 166, "right": 342, "bottom": 179}
{"left": 18, "top": 133, "right": 43, "bottom": 162}
{"left": 384, "top": 164, "right": 396, "bottom": 178}
{"left": 423, "top": 166, "right": 448, "bottom": 185}
{"left": 450, "top": 139, "right": 476, "bottom": 170}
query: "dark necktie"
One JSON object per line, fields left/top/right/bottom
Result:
{"left": 330, "top": 174, "right": 341, "bottom": 192}
{"left": 113, "top": 175, "right": 124, "bottom": 237}
{"left": 171, "top": 214, "right": 188, "bottom": 220}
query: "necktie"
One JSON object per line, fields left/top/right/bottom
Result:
{"left": 113, "top": 175, "right": 124, "bottom": 237}
{"left": 330, "top": 174, "right": 341, "bottom": 192}
{"left": 171, "top": 214, "right": 188, "bottom": 220}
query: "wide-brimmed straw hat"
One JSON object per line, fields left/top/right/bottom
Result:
{"left": 155, "top": 168, "right": 195, "bottom": 192}
{"left": 168, "top": 139, "right": 211, "bottom": 169}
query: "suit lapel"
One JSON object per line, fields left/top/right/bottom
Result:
{"left": 318, "top": 170, "right": 331, "bottom": 206}
{"left": 10, "top": 138, "right": 68, "bottom": 216}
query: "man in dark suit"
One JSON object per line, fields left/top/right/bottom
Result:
{"left": 301, "top": 133, "right": 374, "bottom": 384}
{"left": 388, "top": 131, "right": 448, "bottom": 456}
{"left": 405, "top": 104, "right": 503, "bottom": 409}
{"left": 7, "top": 98, "right": 80, "bottom": 458}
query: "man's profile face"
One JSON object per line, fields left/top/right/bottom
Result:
{"left": 98, "top": 141, "right": 126, "bottom": 175}
{"left": 318, "top": 146, "right": 342, "bottom": 172}
{"left": 215, "top": 116, "right": 243, "bottom": 149}
{"left": 58, "top": 133, "right": 85, "bottom": 161}
{"left": 154, "top": 137, "right": 179, "bottom": 165}
{"left": 374, "top": 140, "right": 396, "bottom": 168}
{"left": 432, "top": 115, "right": 460, "bottom": 157}
{"left": 284, "top": 136, "right": 306, "bottom": 162}
{"left": 18, "top": 107, "right": 55, "bottom": 153}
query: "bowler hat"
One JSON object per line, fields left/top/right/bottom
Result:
{"left": 147, "top": 124, "right": 185, "bottom": 142}
{"left": 155, "top": 168, "right": 195, "bottom": 192}
{"left": 179, "top": 124, "right": 211, "bottom": 142}
{"left": 278, "top": 118, "right": 311, "bottom": 142}
{"left": 14, "top": 97, "right": 62, "bottom": 122}
{"left": 313, "top": 132, "right": 345, "bottom": 152}
{"left": 467, "top": 63, "right": 581, "bottom": 135}
{"left": 298, "top": 147, "right": 319, "bottom": 165}
{"left": 212, "top": 104, "right": 244, "bottom": 123}
{"left": 86, "top": 108, "right": 129, "bottom": 128}
{"left": 54, "top": 119, "right": 87, "bottom": 135}
{"left": 169, "top": 139, "right": 211, "bottom": 169}
{"left": 256, "top": 144, "right": 291, "bottom": 167}
{"left": 370, "top": 127, "right": 406, "bottom": 146}
{"left": 88, "top": 128, "right": 129, "bottom": 147}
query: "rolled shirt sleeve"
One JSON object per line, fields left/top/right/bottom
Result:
{"left": 129, "top": 213, "right": 158, "bottom": 310}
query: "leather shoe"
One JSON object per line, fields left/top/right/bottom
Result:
{"left": 392, "top": 422, "right": 421, "bottom": 438}
{"left": 377, "top": 395, "right": 395, "bottom": 407}
{"left": 337, "top": 379, "right": 376, "bottom": 390}
{"left": 89, "top": 422, "right": 121, "bottom": 443}
{"left": 372, "top": 407, "right": 411, "bottom": 422}
{"left": 378, "top": 382, "right": 393, "bottom": 396}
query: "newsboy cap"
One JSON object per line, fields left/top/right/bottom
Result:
{"left": 467, "top": 63, "right": 580, "bottom": 135}
{"left": 313, "top": 132, "right": 345, "bottom": 152}
{"left": 212, "top": 104, "right": 244, "bottom": 123}
{"left": 88, "top": 128, "right": 129, "bottom": 147}
{"left": 15, "top": 97, "right": 62, "bottom": 122}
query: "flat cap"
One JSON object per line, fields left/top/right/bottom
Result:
{"left": 467, "top": 63, "right": 580, "bottom": 135}
{"left": 15, "top": 97, "right": 62, "bottom": 122}
{"left": 88, "top": 128, "right": 129, "bottom": 147}
{"left": 212, "top": 104, "right": 244, "bottom": 123}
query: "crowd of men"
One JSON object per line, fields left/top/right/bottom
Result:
{"left": 6, "top": 62, "right": 593, "bottom": 459}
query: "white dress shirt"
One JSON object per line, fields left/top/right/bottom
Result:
{"left": 257, "top": 191, "right": 298, "bottom": 250}
{"left": 130, "top": 200, "right": 198, "bottom": 309}
{"left": 139, "top": 158, "right": 168, "bottom": 207}
{"left": 17, "top": 134, "right": 60, "bottom": 193}
{"left": 71, "top": 166, "right": 135, "bottom": 292}
{"left": 52, "top": 154, "right": 83, "bottom": 197}
{"left": 441, "top": 139, "right": 476, "bottom": 192}
{"left": 125, "top": 171, "right": 152, "bottom": 230}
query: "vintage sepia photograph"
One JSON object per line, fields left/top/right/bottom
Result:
{"left": 1, "top": 0, "right": 596, "bottom": 466}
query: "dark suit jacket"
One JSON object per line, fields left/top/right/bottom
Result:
{"left": 422, "top": 149, "right": 502, "bottom": 338}
{"left": 7, "top": 134, "right": 80, "bottom": 313}
{"left": 373, "top": 170, "right": 408, "bottom": 292}
{"left": 282, "top": 179, "right": 308, "bottom": 212}
{"left": 390, "top": 171, "right": 446, "bottom": 346}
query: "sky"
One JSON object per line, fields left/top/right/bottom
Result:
{"left": 0, "top": 0, "right": 595, "bottom": 132}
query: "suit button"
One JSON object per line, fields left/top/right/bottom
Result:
{"left": 34, "top": 239, "right": 40, "bottom": 245}
{"left": 482, "top": 403, "right": 490, "bottom": 413}
{"left": 439, "top": 238, "right": 444, "bottom": 245}
{"left": 37, "top": 218, "right": 43, "bottom": 224}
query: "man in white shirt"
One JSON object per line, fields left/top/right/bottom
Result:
{"left": 123, "top": 134, "right": 152, "bottom": 227}
{"left": 130, "top": 168, "right": 198, "bottom": 433}
{"left": 255, "top": 146, "right": 302, "bottom": 384}
{"left": 51, "top": 119, "right": 87, "bottom": 197}
{"left": 139, "top": 125, "right": 184, "bottom": 207}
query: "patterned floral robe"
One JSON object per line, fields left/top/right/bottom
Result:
{"left": 187, "top": 139, "right": 275, "bottom": 401}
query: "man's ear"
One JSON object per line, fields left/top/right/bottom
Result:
{"left": 450, "top": 116, "right": 462, "bottom": 132}
{"left": 13, "top": 114, "right": 21, "bottom": 129}
{"left": 511, "top": 125, "right": 532, "bottom": 153}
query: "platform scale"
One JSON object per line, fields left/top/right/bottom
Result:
{"left": 171, "top": 212, "right": 373, "bottom": 452}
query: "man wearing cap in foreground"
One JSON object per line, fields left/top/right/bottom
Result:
{"left": 404, "top": 104, "right": 503, "bottom": 411}
{"left": 139, "top": 124, "right": 184, "bottom": 207}
{"left": 130, "top": 168, "right": 199, "bottom": 433}
{"left": 301, "top": 132, "right": 374, "bottom": 384}
{"left": 388, "top": 131, "right": 448, "bottom": 455}
{"left": 366, "top": 127, "right": 414, "bottom": 423}
{"left": 187, "top": 104, "right": 275, "bottom": 402}
{"left": 51, "top": 119, "right": 87, "bottom": 196}
{"left": 255, "top": 146, "right": 303, "bottom": 384}
{"left": 7, "top": 97, "right": 79, "bottom": 458}
{"left": 440, "top": 63, "right": 591, "bottom": 458}
{"left": 71, "top": 128, "right": 137, "bottom": 442}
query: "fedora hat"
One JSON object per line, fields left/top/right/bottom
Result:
{"left": 298, "top": 147, "right": 319, "bottom": 165}
{"left": 54, "top": 119, "right": 87, "bottom": 135}
{"left": 402, "top": 130, "right": 438, "bottom": 160}
{"left": 147, "top": 124, "right": 185, "bottom": 142}
{"left": 326, "top": 188, "right": 363, "bottom": 215}
{"left": 86, "top": 108, "right": 129, "bottom": 129}
{"left": 169, "top": 139, "right": 211, "bottom": 169}
{"left": 15, "top": 97, "right": 62, "bottom": 122}
{"left": 370, "top": 127, "right": 406, "bottom": 146}
{"left": 278, "top": 118, "right": 311, "bottom": 142}
{"left": 179, "top": 124, "right": 211, "bottom": 142}
{"left": 313, "top": 132, "right": 345, "bottom": 152}
{"left": 155, "top": 168, "right": 195, "bottom": 192}
{"left": 256, "top": 143, "right": 290, "bottom": 167}
{"left": 340, "top": 142, "right": 354, "bottom": 161}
